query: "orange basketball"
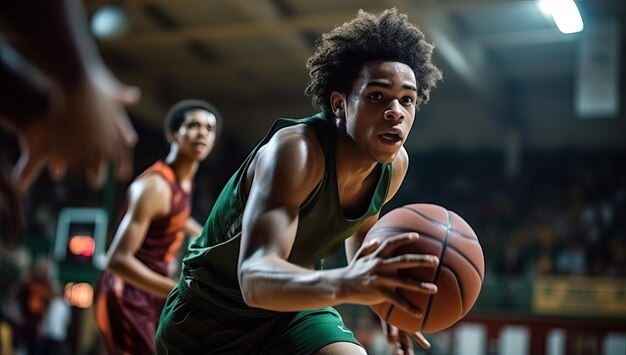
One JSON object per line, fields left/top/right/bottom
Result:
{"left": 365, "top": 203, "right": 485, "bottom": 333}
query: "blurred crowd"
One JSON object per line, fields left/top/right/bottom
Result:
{"left": 382, "top": 150, "right": 625, "bottom": 279}
{"left": 465, "top": 152, "right": 624, "bottom": 278}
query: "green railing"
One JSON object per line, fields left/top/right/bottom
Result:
{"left": 473, "top": 272, "right": 533, "bottom": 313}
{"left": 472, "top": 272, "right": 626, "bottom": 318}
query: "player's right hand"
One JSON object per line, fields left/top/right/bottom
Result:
{"left": 339, "top": 232, "right": 439, "bottom": 317}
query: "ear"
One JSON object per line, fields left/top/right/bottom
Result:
{"left": 330, "top": 91, "right": 346, "bottom": 118}
{"left": 165, "top": 131, "right": 175, "bottom": 143}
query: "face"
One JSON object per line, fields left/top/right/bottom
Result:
{"left": 332, "top": 60, "right": 417, "bottom": 163}
{"left": 171, "top": 109, "right": 217, "bottom": 161}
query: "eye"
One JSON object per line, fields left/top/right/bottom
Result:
{"left": 401, "top": 96, "right": 415, "bottom": 106}
{"left": 367, "top": 92, "right": 384, "bottom": 101}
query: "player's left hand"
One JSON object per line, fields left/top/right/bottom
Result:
{"left": 12, "top": 65, "right": 140, "bottom": 194}
{"left": 381, "top": 320, "right": 430, "bottom": 354}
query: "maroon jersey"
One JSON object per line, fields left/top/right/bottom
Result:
{"left": 133, "top": 160, "right": 191, "bottom": 276}
{"left": 94, "top": 161, "right": 191, "bottom": 354}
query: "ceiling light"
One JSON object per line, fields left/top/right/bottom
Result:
{"left": 90, "top": 5, "right": 130, "bottom": 39}
{"left": 538, "top": 0, "right": 584, "bottom": 34}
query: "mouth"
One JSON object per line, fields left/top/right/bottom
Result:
{"left": 378, "top": 128, "right": 403, "bottom": 145}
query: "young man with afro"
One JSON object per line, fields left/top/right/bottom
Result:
{"left": 156, "top": 8, "right": 443, "bottom": 355}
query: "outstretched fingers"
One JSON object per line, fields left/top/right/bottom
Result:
{"left": 375, "top": 253, "right": 439, "bottom": 317}
{"left": 369, "top": 232, "right": 419, "bottom": 258}
{"left": 382, "top": 253, "right": 439, "bottom": 270}
{"left": 116, "top": 84, "right": 141, "bottom": 106}
{"left": 376, "top": 252, "right": 439, "bottom": 296}
{"left": 378, "top": 279, "right": 436, "bottom": 317}
{"left": 109, "top": 107, "right": 137, "bottom": 182}
{"left": 397, "top": 332, "right": 415, "bottom": 355}
{"left": 85, "top": 159, "right": 108, "bottom": 189}
{"left": 382, "top": 322, "right": 427, "bottom": 355}
{"left": 353, "top": 238, "right": 381, "bottom": 258}
{"left": 47, "top": 158, "right": 67, "bottom": 182}
{"left": 409, "top": 332, "right": 431, "bottom": 350}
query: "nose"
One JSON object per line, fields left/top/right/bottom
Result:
{"left": 199, "top": 125, "right": 212, "bottom": 137}
{"left": 384, "top": 100, "right": 405, "bottom": 122}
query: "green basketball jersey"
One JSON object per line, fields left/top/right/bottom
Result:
{"left": 181, "top": 112, "right": 392, "bottom": 319}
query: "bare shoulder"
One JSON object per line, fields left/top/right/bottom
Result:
{"left": 126, "top": 173, "right": 172, "bottom": 216}
{"left": 247, "top": 123, "right": 325, "bottom": 203}
{"left": 275, "top": 123, "right": 323, "bottom": 160}
{"left": 130, "top": 172, "right": 171, "bottom": 196}
{"left": 392, "top": 146, "right": 409, "bottom": 174}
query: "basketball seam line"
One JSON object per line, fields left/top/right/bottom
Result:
{"left": 384, "top": 304, "right": 394, "bottom": 324}
{"left": 444, "top": 244, "right": 484, "bottom": 283}
{"left": 420, "top": 209, "right": 451, "bottom": 332}
{"left": 372, "top": 226, "right": 480, "bottom": 246}
{"left": 442, "top": 264, "right": 467, "bottom": 318}
{"left": 403, "top": 207, "right": 477, "bottom": 241}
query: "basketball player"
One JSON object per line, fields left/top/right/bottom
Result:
{"left": 157, "top": 9, "right": 443, "bottom": 355}
{"left": 94, "top": 100, "right": 219, "bottom": 354}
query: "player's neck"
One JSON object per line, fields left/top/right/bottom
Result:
{"left": 334, "top": 129, "right": 378, "bottom": 181}
{"left": 164, "top": 155, "right": 198, "bottom": 186}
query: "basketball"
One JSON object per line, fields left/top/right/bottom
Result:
{"left": 365, "top": 203, "right": 485, "bottom": 333}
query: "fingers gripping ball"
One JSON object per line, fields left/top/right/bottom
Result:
{"left": 365, "top": 203, "right": 485, "bottom": 333}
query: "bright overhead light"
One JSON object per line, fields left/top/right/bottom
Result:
{"left": 538, "top": 0, "right": 584, "bottom": 34}
{"left": 90, "top": 5, "right": 130, "bottom": 39}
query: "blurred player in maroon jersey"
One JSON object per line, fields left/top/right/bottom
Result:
{"left": 94, "top": 100, "right": 219, "bottom": 354}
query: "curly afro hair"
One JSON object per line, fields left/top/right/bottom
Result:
{"left": 305, "top": 8, "right": 443, "bottom": 117}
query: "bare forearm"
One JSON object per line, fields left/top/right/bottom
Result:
{"left": 240, "top": 256, "right": 349, "bottom": 311}
{"left": 108, "top": 255, "right": 176, "bottom": 299}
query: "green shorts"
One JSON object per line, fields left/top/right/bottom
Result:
{"left": 156, "top": 286, "right": 362, "bottom": 354}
